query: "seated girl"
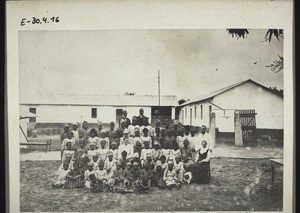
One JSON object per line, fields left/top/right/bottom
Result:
{"left": 97, "top": 140, "right": 109, "bottom": 162}
{"left": 104, "top": 151, "right": 116, "bottom": 178}
{"left": 169, "top": 142, "right": 181, "bottom": 162}
{"left": 151, "top": 141, "right": 162, "bottom": 163}
{"left": 134, "top": 162, "right": 152, "bottom": 193}
{"left": 64, "top": 161, "right": 84, "bottom": 189}
{"left": 140, "top": 128, "right": 152, "bottom": 148}
{"left": 161, "top": 142, "right": 170, "bottom": 162}
{"left": 163, "top": 160, "right": 180, "bottom": 189}
{"left": 88, "top": 129, "right": 99, "bottom": 147}
{"left": 109, "top": 161, "right": 125, "bottom": 188}
{"left": 98, "top": 131, "right": 110, "bottom": 149}
{"left": 181, "top": 139, "right": 194, "bottom": 171}
{"left": 109, "top": 142, "right": 119, "bottom": 160}
{"left": 192, "top": 140, "right": 211, "bottom": 184}
{"left": 140, "top": 141, "right": 152, "bottom": 167}
{"left": 87, "top": 144, "right": 97, "bottom": 160}
{"left": 152, "top": 161, "right": 166, "bottom": 189}
{"left": 91, "top": 155, "right": 99, "bottom": 170}
{"left": 174, "top": 155, "right": 185, "bottom": 183}
{"left": 132, "top": 141, "right": 142, "bottom": 159}
{"left": 74, "top": 139, "right": 88, "bottom": 161}
{"left": 62, "top": 142, "right": 75, "bottom": 162}
{"left": 84, "top": 162, "right": 97, "bottom": 189}
{"left": 61, "top": 131, "right": 75, "bottom": 151}
{"left": 53, "top": 161, "right": 70, "bottom": 188}
{"left": 144, "top": 153, "right": 155, "bottom": 170}
{"left": 156, "top": 155, "right": 168, "bottom": 171}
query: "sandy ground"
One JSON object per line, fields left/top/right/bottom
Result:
{"left": 20, "top": 158, "right": 283, "bottom": 212}
{"left": 20, "top": 144, "right": 283, "bottom": 161}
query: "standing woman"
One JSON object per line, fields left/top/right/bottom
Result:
{"left": 192, "top": 140, "right": 211, "bottom": 184}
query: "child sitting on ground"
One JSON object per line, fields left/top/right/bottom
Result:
{"left": 104, "top": 151, "right": 116, "bottom": 178}
{"left": 96, "top": 160, "right": 108, "bottom": 183}
{"left": 135, "top": 162, "right": 152, "bottom": 193}
{"left": 97, "top": 140, "right": 109, "bottom": 162}
{"left": 163, "top": 160, "right": 181, "bottom": 190}
{"left": 174, "top": 155, "right": 185, "bottom": 183}
{"left": 130, "top": 161, "right": 141, "bottom": 186}
{"left": 152, "top": 161, "right": 166, "bottom": 189}
{"left": 109, "top": 161, "right": 125, "bottom": 188}
{"left": 64, "top": 161, "right": 84, "bottom": 189}
{"left": 53, "top": 161, "right": 70, "bottom": 188}
{"left": 84, "top": 162, "right": 97, "bottom": 189}
{"left": 124, "top": 161, "right": 133, "bottom": 189}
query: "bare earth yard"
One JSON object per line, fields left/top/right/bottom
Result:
{"left": 20, "top": 158, "right": 283, "bottom": 212}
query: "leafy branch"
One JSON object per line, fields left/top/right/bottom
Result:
{"left": 265, "top": 55, "right": 283, "bottom": 73}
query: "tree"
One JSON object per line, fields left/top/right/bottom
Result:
{"left": 226, "top": 29, "right": 283, "bottom": 72}
{"left": 268, "top": 86, "right": 284, "bottom": 97}
{"left": 265, "top": 55, "right": 283, "bottom": 73}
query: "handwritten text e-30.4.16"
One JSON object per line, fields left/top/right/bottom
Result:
{"left": 20, "top": 17, "right": 59, "bottom": 26}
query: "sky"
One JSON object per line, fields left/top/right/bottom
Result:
{"left": 19, "top": 29, "right": 283, "bottom": 101}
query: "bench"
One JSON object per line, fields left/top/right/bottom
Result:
{"left": 270, "top": 158, "right": 283, "bottom": 190}
{"left": 20, "top": 139, "right": 52, "bottom": 153}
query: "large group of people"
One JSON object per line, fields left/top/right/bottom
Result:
{"left": 53, "top": 108, "right": 213, "bottom": 193}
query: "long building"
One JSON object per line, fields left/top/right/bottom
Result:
{"left": 20, "top": 94, "right": 178, "bottom": 127}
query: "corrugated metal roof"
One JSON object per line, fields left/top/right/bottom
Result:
{"left": 20, "top": 94, "right": 178, "bottom": 107}
{"left": 178, "top": 79, "right": 282, "bottom": 107}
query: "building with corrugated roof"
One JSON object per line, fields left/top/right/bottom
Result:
{"left": 19, "top": 94, "right": 178, "bottom": 126}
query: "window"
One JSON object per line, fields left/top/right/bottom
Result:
{"left": 181, "top": 110, "right": 184, "bottom": 123}
{"left": 201, "top": 105, "right": 203, "bottom": 119}
{"left": 209, "top": 105, "right": 212, "bottom": 115}
{"left": 194, "top": 106, "right": 197, "bottom": 119}
{"left": 91, "top": 108, "right": 97, "bottom": 118}
{"left": 185, "top": 108, "right": 187, "bottom": 119}
{"left": 29, "top": 108, "right": 36, "bottom": 123}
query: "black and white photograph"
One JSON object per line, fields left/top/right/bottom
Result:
{"left": 18, "top": 29, "right": 284, "bottom": 212}
{"left": 6, "top": 1, "right": 294, "bottom": 212}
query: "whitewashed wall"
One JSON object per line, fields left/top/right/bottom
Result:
{"left": 19, "top": 105, "right": 152, "bottom": 124}
{"left": 178, "top": 81, "right": 283, "bottom": 132}
{"left": 178, "top": 102, "right": 210, "bottom": 127}
{"left": 212, "top": 82, "right": 283, "bottom": 131}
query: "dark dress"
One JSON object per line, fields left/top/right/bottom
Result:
{"left": 64, "top": 169, "right": 84, "bottom": 188}
{"left": 152, "top": 169, "right": 166, "bottom": 189}
{"left": 192, "top": 149, "right": 210, "bottom": 184}
{"left": 136, "top": 115, "right": 149, "bottom": 127}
